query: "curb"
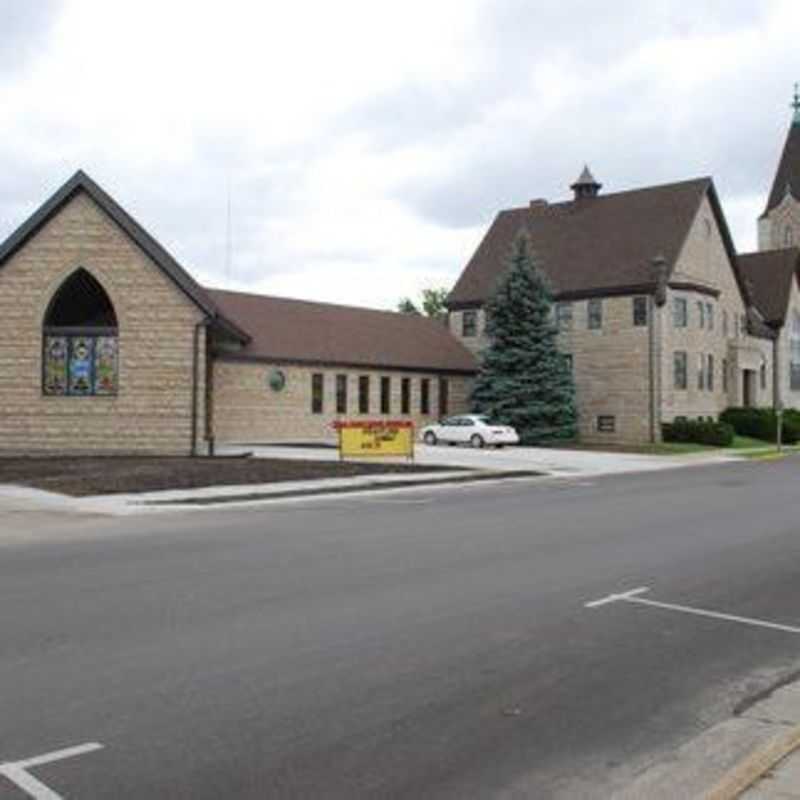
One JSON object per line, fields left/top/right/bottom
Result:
{"left": 706, "top": 725, "right": 800, "bottom": 799}
{"left": 140, "top": 469, "right": 547, "bottom": 507}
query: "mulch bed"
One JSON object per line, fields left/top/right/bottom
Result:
{"left": 0, "top": 456, "right": 457, "bottom": 497}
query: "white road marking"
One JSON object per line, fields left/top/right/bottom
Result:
{"left": 585, "top": 587, "right": 800, "bottom": 634}
{"left": 584, "top": 586, "right": 650, "bottom": 608}
{"left": 0, "top": 742, "right": 104, "bottom": 799}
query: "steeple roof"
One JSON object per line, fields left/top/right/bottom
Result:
{"left": 762, "top": 87, "right": 800, "bottom": 216}
{"left": 571, "top": 165, "right": 601, "bottom": 190}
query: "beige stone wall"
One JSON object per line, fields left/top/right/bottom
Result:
{"left": 212, "top": 360, "right": 472, "bottom": 443}
{"left": 450, "top": 297, "right": 654, "bottom": 444}
{"left": 778, "top": 276, "right": 800, "bottom": 409}
{"left": 663, "top": 194, "right": 773, "bottom": 420}
{"left": 758, "top": 194, "right": 800, "bottom": 251}
{"left": 557, "top": 296, "right": 652, "bottom": 444}
{"left": 0, "top": 192, "right": 206, "bottom": 455}
{"left": 448, "top": 309, "right": 489, "bottom": 356}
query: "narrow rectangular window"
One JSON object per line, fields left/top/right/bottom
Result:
{"left": 462, "top": 310, "right": 477, "bottom": 337}
{"left": 438, "top": 377, "right": 449, "bottom": 417}
{"left": 791, "top": 317, "right": 800, "bottom": 389}
{"left": 706, "top": 303, "right": 714, "bottom": 331}
{"left": 697, "top": 301, "right": 705, "bottom": 329}
{"left": 760, "top": 362, "right": 767, "bottom": 390}
{"left": 311, "top": 373, "right": 324, "bottom": 414}
{"left": 43, "top": 336, "right": 68, "bottom": 396}
{"left": 723, "top": 310, "right": 729, "bottom": 336}
{"left": 722, "top": 358, "right": 728, "bottom": 392}
{"left": 597, "top": 415, "right": 616, "bottom": 433}
{"left": 401, "top": 377, "right": 411, "bottom": 414}
{"left": 674, "top": 351, "right": 687, "bottom": 390}
{"left": 420, "top": 378, "right": 430, "bottom": 414}
{"left": 587, "top": 299, "right": 603, "bottom": 330}
{"left": 707, "top": 354, "right": 714, "bottom": 391}
{"left": 673, "top": 297, "right": 688, "bottom": 328}
{"left": 632, "top": 296, "right": 648, "bottom": 327}
{"left": 336, "top": 374, "right": 348, "bottom": 414}
{"left": 791, "top": 364, "right": 800, "bottom": 391}
{"left": 358, "top": 375, "right": 370, "bottom": 414}
{"left": 69, "top": 336, "right": 94, "bottom": 395}
{"left": 380, "top": 376, "right": 391, "bottom": 414}
{"left": 697, "top": 354, "right": 705, "bottom": 391}
{"left": 555, "top": 302, "right": 573, "bottom": 331}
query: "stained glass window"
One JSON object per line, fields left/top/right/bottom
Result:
{"left": 93, "top": 337, "right": 118, "bottom": 395}
{"left": 42, "top": 269, "right": 119, "bottom": 397}
{"left": 69, "top": 337, "right": 93, "bottom": 395}
{"left": 43, "top": 336, "right": 68, "bottom": 396}
{"left": 43, "top": 335, "right": 119, "bottom": 396}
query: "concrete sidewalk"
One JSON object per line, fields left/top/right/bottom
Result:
{"left": 616, "top": 676, "right": 800, "bottom": 799}
{"left": 741, "top": 738, "right": 800, "bottom": 798}
{"left": 217, "top": 441, "right": 738, "bottom": 476}
{"left": 0, "top": 468, "right": 540, "bottom": 517}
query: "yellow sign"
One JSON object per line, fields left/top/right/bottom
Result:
{"left": 334, "top": 420, "right": 415, "bottom": 460}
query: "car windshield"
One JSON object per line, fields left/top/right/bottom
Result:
{"left": 474, "top": 415, "right": 498, "bottom": 426}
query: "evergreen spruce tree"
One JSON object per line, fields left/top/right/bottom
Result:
{"left": 471, "top": 231, "right": 577, "bottom": 443}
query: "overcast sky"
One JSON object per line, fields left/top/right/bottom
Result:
{"left": 1, "top": 0, "right": 799, "bottom": 309}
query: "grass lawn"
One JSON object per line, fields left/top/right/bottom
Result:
{"left": 0, "top": 456, "right": 460, "bottom": 497}
{"left": 540, "top": 435, "right": 793, "bottom": 456}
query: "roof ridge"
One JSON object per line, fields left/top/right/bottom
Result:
{"left": 206, "top": 286, "right": 439, "bottom": 321}
{"left": 499, "top": 175, "right": 711, "bottom": 215}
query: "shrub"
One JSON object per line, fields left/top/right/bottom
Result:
{"left": 662, "top": 419, "right": 735, "bottom": 446}
{"left": 719, "top": 408, "right": 800, "bottom": 445}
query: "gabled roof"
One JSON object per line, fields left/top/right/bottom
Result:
{"left": 447, "top": 177, "right": 744, "bottom": 307}
{"left": 0, "top": 170, "right": 249, "bottom": 342}
{"left": 207, "top": 289, "right": 478, "bottom": 374}
{"left": 762, "top": 121, "right": 800, "bottom": 217}
{"left": 738, "top": 247, "right": 800, "bottom": 326}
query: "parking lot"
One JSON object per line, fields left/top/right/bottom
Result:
{"left": 218, "top": 441, "right": 735, "bottom": 478}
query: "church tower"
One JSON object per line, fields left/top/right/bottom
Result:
{"left": 758, "top": 84, "right": 800, "bottom": 251}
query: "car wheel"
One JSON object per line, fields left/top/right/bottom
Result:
{"left": 495, "top": 444, "right": 505, "bottom": 449}
{"left": 470, "top": 434, "right": 485, "bottom": 449}
{"left": 423, "top": 431, "right": 437, "bottom": 446}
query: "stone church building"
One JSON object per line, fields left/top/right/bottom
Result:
{"left": 0, "top": 171, "right": 475, "bottom": 455}
{"left": 1, "top": 91, "right": 799, "bottom": 453}
{"left": 447, "top": 92, "right": 800, "bottom": 444}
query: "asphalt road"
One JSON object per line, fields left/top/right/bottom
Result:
{"left": 1, "top": 457, "right": 800, "bottom": 798}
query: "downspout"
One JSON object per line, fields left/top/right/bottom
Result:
{"left": 773, "top": 328, "right": 781, "bottom": 411}
{"left": 650, "top": 256, "right": 668, "bottom": 443}
{"left": 191, "top": 317, "right": 211, "bottom": 457}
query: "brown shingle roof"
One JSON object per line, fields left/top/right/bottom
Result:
{"left": 207, "top": 289, "right": 478, "bottom": 374}
{"left": 738, "top": 247, "right": 800, "bottom": 326}
{"left": 763, "top": 121, "right": 800, "bottom": 217}
{"left": 447, "top": 177, "right": 737, "bottom": 307}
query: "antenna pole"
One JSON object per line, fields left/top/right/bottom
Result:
{"left": 226, "top": 175, "right": 232, "bottom": 279}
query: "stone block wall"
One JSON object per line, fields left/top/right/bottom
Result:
{"left": 450, "top": 298, "right": 653, "bottom": 444}
{"left": 662, "top": 194, "right": 774, "bottom": 420}
{"left": 211, "top": 360, "right": 472, "bottom": 443}
{"left": 0, "top": 192, "right": 206, "bottom": 455}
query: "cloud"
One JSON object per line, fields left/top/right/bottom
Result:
{"left": 0, "top": 2, "right": 62, "bottom": 76}
{"left": 0, "top": 0, "right": 798, "bottom": 308}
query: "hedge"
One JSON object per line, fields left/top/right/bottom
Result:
{"left": 719, "top": 408, "right": 800, "bottom": 445}
{"left": 662, "top": 419, "right": 735, "bottom": 446}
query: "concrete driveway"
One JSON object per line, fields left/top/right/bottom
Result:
{"left": 218, "top": 441, "right": 734, "bottom": 477}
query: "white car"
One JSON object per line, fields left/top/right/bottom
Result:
{"left": 420, "top": 414, "right": 520, "bottom": 448}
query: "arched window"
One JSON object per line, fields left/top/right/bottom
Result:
{"left": 42, "top": 269, "right": 118, "bottom": 396}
